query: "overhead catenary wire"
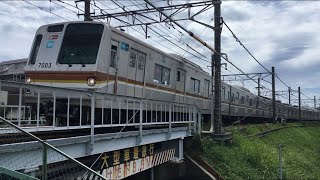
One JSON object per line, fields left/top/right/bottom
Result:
{"left": 223, "top": 19, "right": 294, "bottom": 91}
{"left": 23, "top": 0, "right": 70, "bottom": 21}
{"left": 94, "top": 0, "right": 212, "bottom": 66}
{"left": 94, "top": 0, "right": 273, "bottom": 93}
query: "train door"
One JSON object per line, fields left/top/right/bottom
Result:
{"left": 135, "top": 51, "right": 146, "bottom": 97}
{"left": 203, "top": 79, "right": 210, "bottom": 109}
{"left": 126, "top": 49, "right": 137, "bottom": 96}
{"left": 126, "top": 49, "right": 145, "bottom": 97}
{"left": 108, "top": 40, "right": 119, "bottom": 94}
{"left": 175, "top": 69, "right": 186, "bottom": 103}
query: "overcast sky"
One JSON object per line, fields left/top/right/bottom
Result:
{"left": 0, "top": 0, "right": 319, "bottom": 107}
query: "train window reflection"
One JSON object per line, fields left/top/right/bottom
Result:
{"left": 138, "top": 53, "right": 146, "bottom": 70}
{"left": 58, "top": 23, "right": 104, "bottom": 64}
{"left": 110, "top": 45, "right": 118, "bottom": 68}
{"left": 204, "top": 80, "right": 210, "bottom": 97}
{"left": 190, "top": 78, "right": 200, "bottom": 93}
{"left": 129, "top": 49, "right": 137, "bottom": 68}
{"left": 240, "top": 96, "right": 245, "bottom": 105}
{"left": 153, "top": 64, "right": 170, "bottom": 85}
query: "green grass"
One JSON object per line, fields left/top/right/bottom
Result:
{"left": 191, "top": 122, "right": 320, "bottom": 180}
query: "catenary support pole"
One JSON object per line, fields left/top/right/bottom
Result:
{"left": 288, "top": 87, "right": 291, "bottom": 106}
{"left": 258, "top": 77, "right": 261, "bottom": 96}
{"left": 272, "top": 66, "right": 276, "bottom": 123}
{"left": 298, "top": 87, "right": 301, "bottom": 121}
{"left": 210, "top": 54, "right": 215, "bottom": 132}
{"left": 84, "top": 0, "right": 92, "bottom": 21}
{"left": 213, "top": 0, "right": 222, "bottom": 134}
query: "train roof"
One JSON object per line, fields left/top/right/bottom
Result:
{"left": 232, "top": 85, "right": 251, "bottom": 93}
{"left": 108, "top": 23, "right": 207, "bottom": 73}
{"left": 40, "top": 21, "right": 208, "bottom": 74}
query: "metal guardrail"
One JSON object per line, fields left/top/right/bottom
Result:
{"left": 0, "top": 80, "right": 203, "bottom": 179}
{"left": 0, "top": 80, "right": 198, "bottom": 130}
{"left": 0, "top": 116, "right": 106, "bottom": 180}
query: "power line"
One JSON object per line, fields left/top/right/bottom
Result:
{"left": 51, "top": 0, "right": 78, "bottom": 14}
{"left": 94, "top": 0, "right": 212, "bottom": 65}
{"left": 223, "top": 19, "right": 293, "bottom": 90}
{"left": 22, "top": 0, "right": 70, "bottom": 21}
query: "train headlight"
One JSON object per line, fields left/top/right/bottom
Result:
{"left": 87, "top": 78, "right": 96, "bottom": 86}
{"left": 26, "top": 77, "right": 31, "bottom": 84}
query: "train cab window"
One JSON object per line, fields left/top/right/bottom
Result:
{"left": 190, "top": 78, "right": 200, "bottom": 93}
{"left": 138, "top": 53, "right": 146, "bottom": 70}
{"left": 29, "top": 34, "right": 43, "bottom": 65}
{"left": 47, "top": 25, "right": 64, "bottom": 32}
{"left": 58, "top": 23, "right": 104, "bottom": 64}
{"left": 129, "top": 49, "right": 137, "bottom": 68}
{"left": 110, "top": 42, "right": 118, "bottom": 68}
{"left": 154, "top": 64, "right": 170, "bottom": 85}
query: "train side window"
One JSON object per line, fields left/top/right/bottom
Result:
{"left": 249, "top": 99, "right": 253, "bottom": 106}
{"left": 204, "top": 80, "right": 210, "bottom": 97}
{"left": 246, "top": 96, "right": 249, "bottom": 105}
{"left": 110, "top": 43, "right": 118, "bottom": 68}
{"left": 236, "top": 92, "right": 240, "bottom": 103}
{"left": 227, "top": 91, "right": 230, "bottom": 101}
{"left": 190, "top": 78, "right": 200, "bottom": 93}
{"left": 138, "top": 52, "right": 146, "bottom": 70}
{"left": 231, "top": 93, "right": 235, "bottom": 103}
{"left": 240, "top": 96, "right": 245, "bottom": 105}
{"left": 129, "top": 49, "right": 137, "bottom": 68}
{"left": 153, "top": 64, "right": 170, "bottom": 85}
{"left": 29, "top": 34, "right": 43, "bottom": 65}
{"left": 177, "top": 71, "right": 181, "bottom": 81}
{"left": 222, "top": 87, "right": 225, "bottom": 100}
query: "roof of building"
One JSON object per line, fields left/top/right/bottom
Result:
{"left": 0, "top": 58, "right": 28, "bottom": 65}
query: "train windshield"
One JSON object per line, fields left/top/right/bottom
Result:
{"left": 58, "top": 23, "right": 104, "bottom": 64}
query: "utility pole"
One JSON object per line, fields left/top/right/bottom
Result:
{"left": 84, "top": 0, "right": 92, "bottom": 21}
{"left": 210, "top": 54, "right": 215, "bottom": 132}
{"left": 298, "top": 87, "right": 301, "bottom": 121}
{"left": 288, "top": 87, "right": 291, "bottom": 106}
{"left": 272, "top": 66, "right": 276, "bottom": 123}
{"left": 257, "top": 77, "right": 261, "bottom": 96}
{"left": 213, "top": 0, "right": 222, "bottom": 134}
{"left": 314, "top": 96, "right": 316, "bottom": 109}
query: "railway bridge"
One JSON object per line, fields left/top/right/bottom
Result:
{"left": 0, "top": 80, "right": 202, "bottom": 180}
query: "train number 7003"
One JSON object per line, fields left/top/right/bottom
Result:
{"left": 38, "top": 63, "right": 52, "bottom": 68}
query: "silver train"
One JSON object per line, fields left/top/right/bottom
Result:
{"left": 24, "top": 21, "right": 320, "bottom": 123}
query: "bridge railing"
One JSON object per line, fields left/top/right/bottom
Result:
{"left": 0, "top": 80, "right": 201, "bottom": 135}
{"left": 0, "top": 116, "right": 106, "bottom": 179}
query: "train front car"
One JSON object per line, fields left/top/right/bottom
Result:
{"left": 24, "top": 22, "right": 110, "bottom": 125}
{"left": 25, "top": 21, "right": 107, "bottom": 90}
